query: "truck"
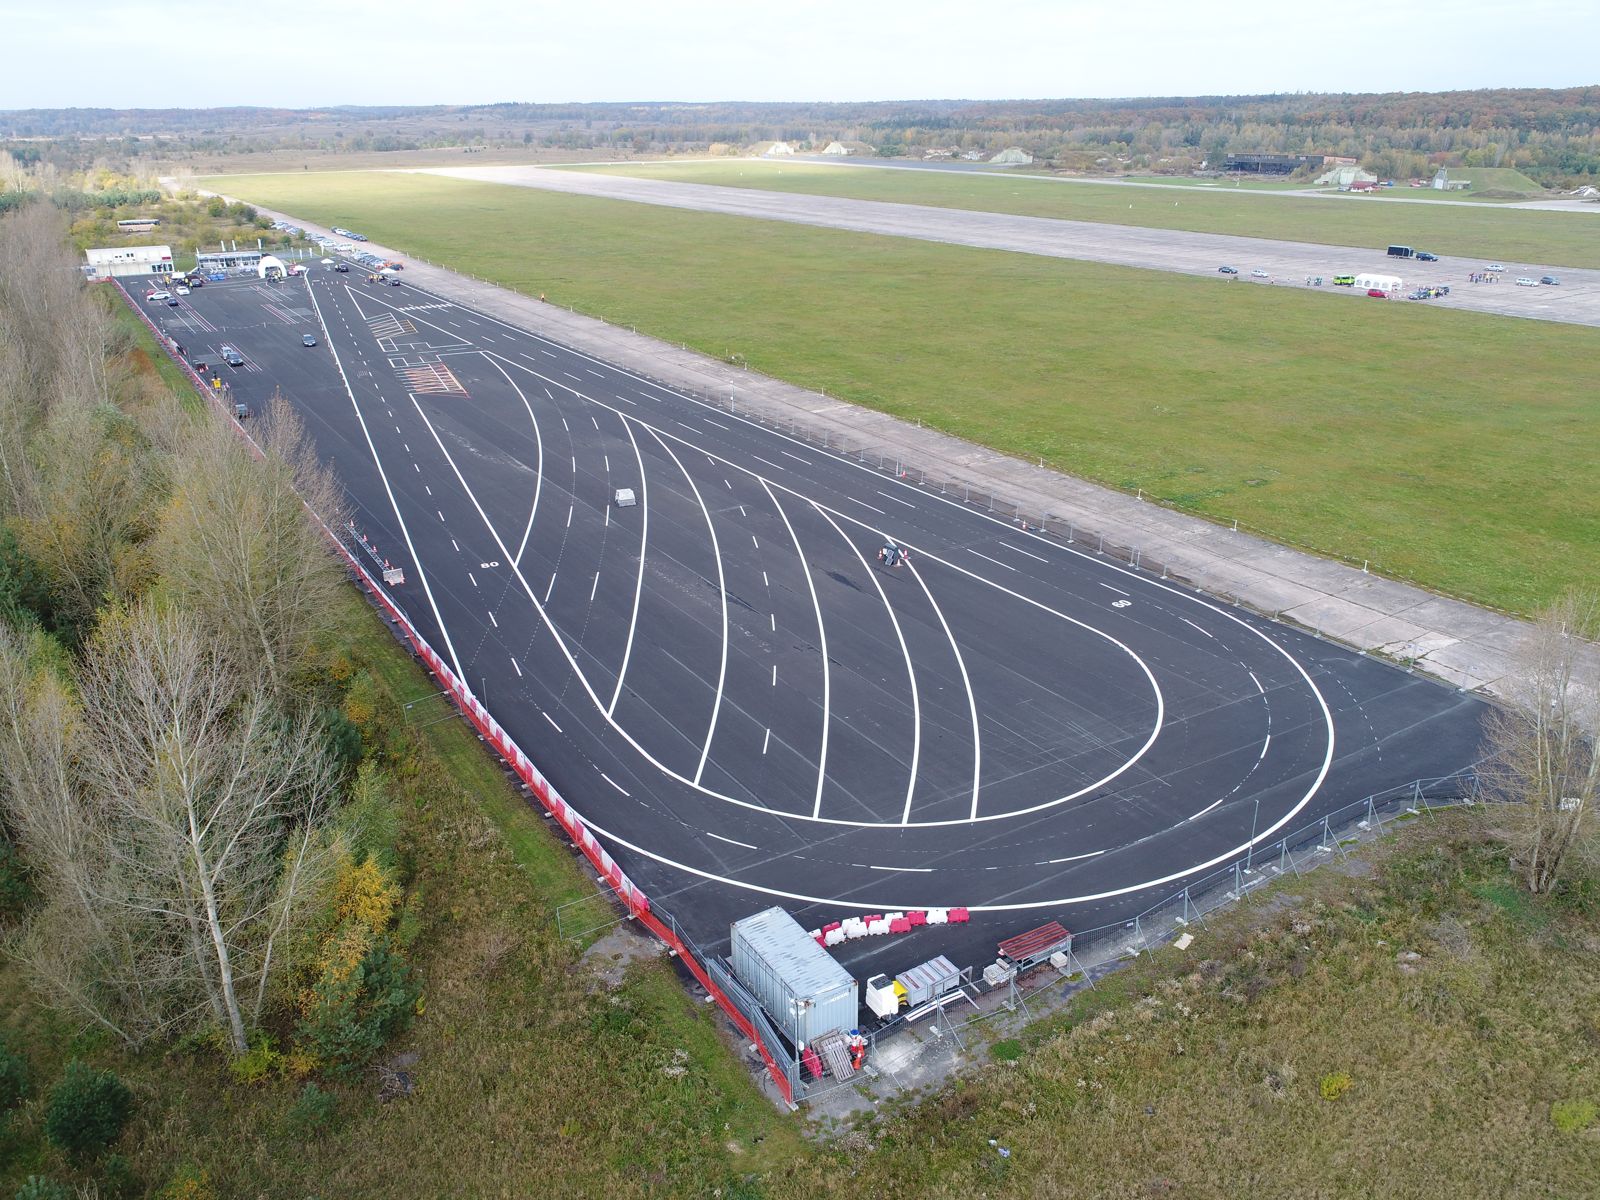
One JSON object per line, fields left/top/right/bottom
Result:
{"left": 1386, "top": 245, "right": 1415, "bottom": 258}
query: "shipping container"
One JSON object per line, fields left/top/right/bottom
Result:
{"left": 730, "top": 907, "right": 857, "bottom": 1049}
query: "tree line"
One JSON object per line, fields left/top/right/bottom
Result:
{"left": 0, "top": 202, "right": 418, "bottom": 1083}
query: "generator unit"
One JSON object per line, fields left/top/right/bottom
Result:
{"left": 865, "top": 955, "right": 960, "bottom": 1020}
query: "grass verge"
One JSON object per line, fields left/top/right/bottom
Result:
{"left": 558, "top": 159, "right": 1599, "bottom": 268}
{"left": 204, "top": 170, "right": 1598, "bottom": 611}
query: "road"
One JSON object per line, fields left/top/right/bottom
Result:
{"left": 130, "top": 268, "right": 1489, "bottom": 977}
{"left": 417, "top": 164, "right": 1600, "bottom": 328}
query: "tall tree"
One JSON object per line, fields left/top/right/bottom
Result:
{"left": 1482, "top": 592, "right": 1600, "bottom": 894}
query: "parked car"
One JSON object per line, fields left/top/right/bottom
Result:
{"left": 221, "top": 346, "right": 244, "bottom": 366}
{"left": 1515, "top": 277, "right": 1539, "bottom": 287}
{"left": 1366, "top": 288, "right": 1388, "bottom": 298}
{"left": 1250, "top": 269, "right": 1269, "bottom": 278}
{"left": 1416, "top": 252, "right": 1438, "bottom": 262}
{"left": 166, "top": 296, "right": 180, "bottom": 306}
{"left": 1217, "top": 265, "right": 1238, "bottom": 274}
{"left": 175, "top": 285, "right": 190, "bottom": 296}
{"left": 146, "top": 290, "right": 170, "bottom": 302}
{"left": 302, "top": 333, "right": 318, "bottom": 346}
{"left": 1487, "top": 263, "right": 1506, "bottom": 272}
{"left": 385, "top": 261, "right": 404, "bottom": 270}
{"left": 1540, "top": 275, "right": 1561, "bottom": 286}
{"left": 389, "top": 276, "right": 402, "bottom": 286}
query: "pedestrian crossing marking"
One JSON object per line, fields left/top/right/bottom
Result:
{"left": 397, "top": 362, "right": 467, "bottom": 395}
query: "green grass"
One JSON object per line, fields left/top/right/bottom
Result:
{"left": 1440, "top": 167, "right": 1545, "bottom": 194}
{"left": 557, "top": 158, "right": 1598, "bottom": 267}
{"left": 203, "top": 170, "right": 1599, "bottom": 611}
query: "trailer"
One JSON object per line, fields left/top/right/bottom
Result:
{"left": 864, "top": 955, "right": 963, "bottom": 1020}
{"left": 730, "top": 907, "right": 857, "bottom": 1051}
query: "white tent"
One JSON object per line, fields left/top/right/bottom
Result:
{"left": 1354, "top": 273, "right": 1401, "bottom": 292}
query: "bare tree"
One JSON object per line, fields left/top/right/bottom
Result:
{"left": 149, "top": 393, "right": 346, "bottom": 694}
{"left": 0, "top": 606, "right": 338, "bottom": 1052}
{"left": 1483, "top": 591, "right": 1600, "bottom": 894}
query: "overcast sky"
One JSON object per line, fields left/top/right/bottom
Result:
{"left": 2, "top": 0, "right": 1595, "bottom": 110}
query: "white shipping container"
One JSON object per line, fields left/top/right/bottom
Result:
{"left": 730, "top": 907, "right": 857, "bottom": 1048}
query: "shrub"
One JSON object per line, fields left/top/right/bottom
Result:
{"left": 1319, "top": 1071, "right": 1353, "bottom": 1102}
{"left": 44, "top": 1060, "right": 133, "bottom": 1160}
{"left": 295, "top": 935, "right": 418, "bottom": 1073}
{"left": 227, "top": 1034, "right": 282, "bottom": 1086}
{"left": 0, "top": 1038, "right": 28, "bottom": 1110}
{"left": 990, "top": 1039, "right": 1024, "bottom": 1063}
{"left": 157, "top": 1165, "right": 215, "bottom": 1200}
{"left": 1551, "top": 1098, "right": 1598, "bottom": 1133}
{"left": 0, "top": 837, "right": 34, "bottom": 921}
{"left": 284, "top": 1082, "right": 338, "bottom": 1139}
{"left": 98, "top": 1153, "right": 140, "bottom": 1200}
{"left": 13, "top": 1178, "right": 71, "bottom": 1200}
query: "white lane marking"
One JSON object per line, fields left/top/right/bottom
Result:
{"left": 604, "top": 506, "right": 609, "bottom": 528}
{"left": 1259, "top": 734, "right": 1272, "bottom": 760}
{"left": 814, "top": 503, "right": 922, "bottom": 825}
{"left": 770, "top": 613, "right": 776, "bottom": 631}
{"left": 724, "top": 479, "right": 732, "bottom": 489}
{"left": 647, "top": 425, "right": 730, "bottom": 787}
{"left": 1187, "top": 796, "right": 1223, "bottom": 820}
{"left": 907, "top": 556, "right": 983, "bottom": 821}
{"left": 468, "top": 572, "right": 478, "bottom": 587}
{"left": 587, "top": 369, "right": 605, "bottom": 379}
{"left": 1249, "top": 671, "right": 1264, "bottom": 693}
{"left": 303, "top": 281, "right": 468, "bottom": 682}
{"left": 751, "top": 455, "right": 784, "bottom": 471}
{"left": 751, "top": 535, "right": 759, "bottom": 549}
{"left": 967, "top": 548, "right": 1017, "bottom": 571}
{"left": 403, "top": 443, "right": 410, "bottom": 453}
{"left": 762, "top": 728, "right": 771, "bottom": 755}
{"left": 562, "top": 417, "right": 569, "bottom": 430}
{"left": 606, "top": 418, "right": 650, "bottom": 717}
{"left": 590, "top": 571, "right": 600, "bottom": 601}
{"left": 762, "top": 571, "right": 769, "bottom": 586}
{"left": 437, "top": 510, "right": 445, "bottom": 521}
{"left": 542, "top": 711, "right": 561, "bottom": 732}
{"left": 877, "top": 490, "right": 917, "bottom": 508}
{"left": 488, "top": 610, "right": 498, "bottom": 627}
{"left": 779, "top": 450, "right": 811, "bottom": 465}
{"left": 412, "top": 463, "right": 419, "bottom": 472}
{"left": 847, "top": 496, "right": 886, "bottom": 514}
{"left": 566, "top": 505, "right": 573, "bottom": 528}
{"left": 703, "top": 417, "right": 729, "bottom": 430}
{"left": 425, "top": 485, "right": 432, "bottom": 495}
{"left": 591, "top": 416, "right": 600, "bottom": 430}
{"left": 511, "top": 657, "right": 523, "bottom": 677}
{"left": 996, "top": 542, "right": 1048, "bottom": 563}
{"left": 868, "top": 864, "right": 934, "bottom": 872}
{"left": 707, "top": 831, "right": 757, "bottom": 850}
{"left": 545, "top": 573, "right": 556, "bottom": 602}
{"left": 483, "top": 353, "right": 543, "bottom": 570}
{"left": 451, "top": 539, "right": 459, "bottom": 552}
{"left": 1099, "top": 583, "right": 1130, "bottom": 596}
{"left": 1181, "top": 617, "right": 1214, "bottom": 639}
{"left": 571, "top": 455, "right": 576, "bottom": 472}
{"left": 600, "top": 773, "right": 629, "bottom": 796}
{"left": 772, "top": 664, "right": 777, "bottom": 685}
{"left": 1045, "top": 850, "right": 1105, "bottom": 864}
{"left": 563, "top": 372, "right": 581, "bottom": 381}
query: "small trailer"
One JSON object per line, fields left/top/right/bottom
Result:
{"left": 864, "top": 955, "right": 962, "bottom": 1021}
{"left": 614, "top": 488, "right": 637, "bottom": 508}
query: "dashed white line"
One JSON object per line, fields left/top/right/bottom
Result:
{"left": 542, "top": 711, "right": 561, "bottom": 732}
{"left": 967, "top": 548, "right": 1017, "bottom": 571}
{"left": 1100, "top": 582, "right": 1130, "bottom": 596}
{"left": 1045, "top": 850, "right": 1105, "bottom": 864}
{"left": 488, "top": 610, "right": 498, "bottom": 627}
{"left": 997, "top": 542, "right": 1049, "bottom": 563}
{"left": 600, "top": 773, "right": 629, "bottom": 796}
{"left": 779, "top": 450, "right": 811, "bottom": 465}
{"left": 703, "top": 417, "right": 729, "bottom": 430}
{"left": 451, "top": 539, "right": 459, "bottom": 552}
{"left": 566, "top": 506, "right": 573, "bottom": 528}
{"left": 425, "top": 485, "right": 432, "bottom": 496}
{"left": 751, "top": 535, "right": 759, "bottom": 549}
{"left": 868, "top": 864, "right": 934, "bottom": 873}
{"left": 1259, "top": 734, "right": 1272, "bottom": 760}
{"left": 771, "top": 664, "right": 777, "bottom": 686}
{"left": 1249, "top": 671, "right": 1264, "bottom": 693}
{"left": 769, "top": 613, "right": 776, "bottom": 631}
{"left": 604, "top": 455, "right": 610, "bottom": 472}
{"left": 1181, "top": 617, "right": 1214, "bottom": 639}
{"left": 707, "top": 832, "right": 757, "bottom": 850}
{"left": 847, "top": 496, "right": 886, "bottom": 514}
{"left": 511, "top": 657, "right": 523, "bottom": 677}
{"left": 762, "top": 728, "right": 771, "bottom": 755}
{"left": 877, "top": 490, "right": 917, "bottom": 508}
{"left": 545, "top": 574, "right": 556, "bottom": 602}
{"left": 590, "top": 571, "right": 600, "bottom": 601}
{"left": 437, "top": 510, "right": 445, "bottom": 521}
{"left": 751, "top": 455, "right": 784, "bottom": 471}
{"left": 468, "top": 572, "right": 478, "bottom": 587}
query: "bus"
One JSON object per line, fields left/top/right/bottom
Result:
{"left": 117, "top": 218, "right": 161, "bottom": 232}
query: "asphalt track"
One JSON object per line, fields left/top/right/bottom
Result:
{"left": 136, "top": 269, "right": 1489, "bottom": 980}
{"left": 421, "top": 164, "right": 1600, "bottom": 329}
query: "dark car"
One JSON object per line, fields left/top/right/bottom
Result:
{"left": 389, "top": 277, "right": 402, "bottom": 286}
{"left": 166, "top": 296, "right": 180, "bottom": 306}
{"left": 1217, "top": 265, "right": 1238, "bottom": 274}
{"left": 334, "top": 263, "right": 350, "bottom": 273}
{"left": 1541, "top": 275, "right": 1561, "bottom": 286}
{"left": 302, "top": 334, "right": 318, "bottom": 346}
{"left": 1416, "top": 252, "right": 1438, "bottom": 262}
{"left": 222, "top": 347, "right": 244, "bottom": 366}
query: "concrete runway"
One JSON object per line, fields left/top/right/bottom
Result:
{"left": 419, "top": 164, "right": 1600, "bottom": 329}
{"left": 134, "top": 269, "right": 1489, "bottom": 978}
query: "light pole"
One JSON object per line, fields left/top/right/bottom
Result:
{"left": 1245, "top": 795, "right": 1262, "bottom": 873}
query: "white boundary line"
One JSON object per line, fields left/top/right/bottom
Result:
{"left": 481, "top": 351, "right": 543, "bottom": 568}
{"left": 905, "top": 556, "right": 983, "bottom": 821}
{"left": 606, "top": 416, "right": 650, "bottom": 718}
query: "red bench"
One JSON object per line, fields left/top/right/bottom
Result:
{"left": 998, "top": 921, "right": 1071, "bottom": 965}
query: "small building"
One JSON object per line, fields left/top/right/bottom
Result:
{"left": 959, "top": 150, "right": 984, "bottom": 161}
{"left": 822, "top": 140, "right": 874, "bottom": 156}
{"left": 84, "top": 244, "right": 175, "bottom": 280}
{"left": 751, "top": 140, "right": 795, "bottom": 157}
{"left": 195, "top": 248, "right": 263, "bottom": 273}
{"left": 1431, "top": 168, "right": 1471, "bottom": 191}
{"left": 1315, "top": 165, "right": 1379, "bottom": 189}
{"left": 988, "top": 147, "right": 1034, "bottom": 166}
{"left": 730, "top": 907, "right": 856, "bottom": 1051}
{"left": 1350, "top": 178, "right": 1379, "bottom": 192}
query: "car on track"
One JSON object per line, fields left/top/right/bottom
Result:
{"left": 1515, "top": 277, "right": 1539, "bottom": 287}
{"left": 1541, "top": 275, "right": 1561, "bottom": 286}
{"left": 146, "top": 290, "right": 170, "bottom": 302}
{"left": 175, "top": 285, "right": 190, "bottom": 295}
{"left": 1416, "top": 251, "right": 1438, "bottom": 262}
{"left": 166, "top": 296, "right": 180, "bottom": 306}
{"left": 1486, "top": 263, "right": 1506, "bottom": 272}
{"left": 1250, "top": 269, "right": 1269, "bottom": 278}
{"left": 335, "top": 263, "right": 350, "bottom": 272}
{"left": 1217, "top": 265, "right": 1238, "bottom": 274}
{"left": 302, "top": 333, "right": 318, "bottom": 346}
{"left": 1366, "top": 288, "right": 1388, "bottom": 298}
{"left": 221, "top": 345, "right": 244, "bottom": 366}
{"left": 389, "top": 276, "right": 402, "bottom": 286}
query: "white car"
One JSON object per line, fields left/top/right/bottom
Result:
{"left": 1515, "top": 277, "right": 1539, "bottom": 287}
{"left": 175, "top": 286, "right": 190, "bottom": 296}
{"left": 1250, "top": 269, "right": 1270, "bottom": 279}
{"left": 1486, "top": 263, "right": 1506, "bottom": 272}
{"left": 146, "top": 290, "right": 170, "bottom": 302}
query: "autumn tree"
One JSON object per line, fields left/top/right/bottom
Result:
{"left": 1482, "top": 592, "right": 1600, "bottom": 894}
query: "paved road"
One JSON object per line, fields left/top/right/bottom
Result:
{"left": 418, "top": 164, "right": 1600, "bottom": 328}
{"left": 127, "top": 269, "right": 1487, "bottom": 976}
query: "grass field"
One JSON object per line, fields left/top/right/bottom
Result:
{"left": 204, "top": 170, "right": 1598, "bottom": 612}
{"left": 557, "top": 159, "right": 1600, "bottom": 268}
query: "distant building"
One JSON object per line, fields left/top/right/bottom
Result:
{"left": 84, "top": 244, "right": 174, "bottom": 279}
{"left": 752, "top": 140, "right": 795, "bottom": 157}
{"left": 989, "top": 147, "right": 1034, "bottom": 166}
{"left": 959, "top": 150, "right": 984, "bottom": 161}
{"left": 922, "top": 147, "right": 956, "bottom": 160}
{"left": 1431, "top": 168, "right": 1471, "bottom": 191}
{"left": 1223, "top": 153, "right": 1325, "bottom": 174}
{"left": 1315, "top": 165, "right": 1379, "bottom": 189}
{"left": 822, "top": 140, "right": 875, "bottom": 156}
{"left": 195, "top": 247, "right": 263, "bottom": 272}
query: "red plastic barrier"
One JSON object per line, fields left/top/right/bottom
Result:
{"left": 907, "top": 910, "right": 927, "bottom": 927}
{"left": 889, "top": 917, "right": 912, "bottom": 934}
{"left": 950, "top": 907, "right": 970, "bottom": 924}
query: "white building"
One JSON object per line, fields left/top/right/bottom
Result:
{"left": 1316, "top": 165, "right": 1379, "bottom": 189}
{"left": 989, "top": 147, "right": 1034, "bottom": 166}
{"left": 84, "top": 244, "right": 175, "bottom": 280}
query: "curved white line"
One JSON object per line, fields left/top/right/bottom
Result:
{"left": 645, "top": 426, "right": 729, "bottom": 787}
{"left": 812, "top": 504, "right": 921, "bottom": 825}
{"left": 482, "top": 352, "right": 542, "bottom": 568}
{"left": 905, "top": 556, "right": 982, "bottom": 821}
{"left": 759, "top": 478, "right": 831, "bottom": 820}
{"left": 606, "top": 416, "right": 650, "bottom": 718}
{"left": 305, "top": 281, "right": 467, "bottom": 682}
